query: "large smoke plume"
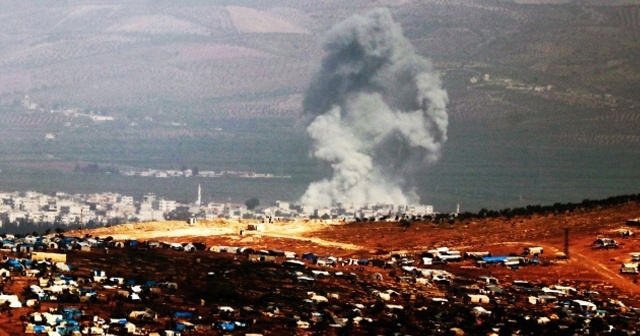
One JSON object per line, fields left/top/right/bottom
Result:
{"left": 300, "top": 8, "right": 448, "bottom": 208}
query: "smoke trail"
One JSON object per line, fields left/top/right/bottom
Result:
{"left": 300, "top": 7, "right": 448, "bottom": 208}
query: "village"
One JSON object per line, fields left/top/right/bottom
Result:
{"left": 0, "top": 189, "right": 435, "bottom": 229}
{"left": 0, "top": 197, "right": 639, "bottom": 335}
{"left": 118, "top": 169, "right": 290, "bottom": 180}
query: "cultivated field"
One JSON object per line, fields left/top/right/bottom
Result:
{"left": 1, "top": 1, "right": 639, "bottom": 211}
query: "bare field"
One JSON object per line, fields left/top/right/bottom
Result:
{"left": 226, "top": 6, "right": 310, "bottom": 34}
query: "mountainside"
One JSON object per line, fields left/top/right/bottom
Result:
{"left": 67, "top": 198, "right": 640, "bottom": 300}
{"left": 0, "top": 0, "right": 639, "bottom": 211}
{"left": 0, "top": 1, "right": 638, "bottom": 117}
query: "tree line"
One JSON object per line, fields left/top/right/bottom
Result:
{"left": 393, "top": 193, "right": 640, "bottom": 227}
{"left": 455, "top": 193, "right": 640, "bottom": 221}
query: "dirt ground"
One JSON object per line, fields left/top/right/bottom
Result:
{"left": 69, "top": 201, "right": 640, "bottom": 302}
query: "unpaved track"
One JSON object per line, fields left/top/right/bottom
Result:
{"left": 569, "top": 245, "right": 640, "bottom": 295}
{"left": 484, "top": 241, "right": 640, "bottom": 295}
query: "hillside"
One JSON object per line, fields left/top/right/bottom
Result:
{"left": 68, "top": 200, "right": 640, "bottom": 299}
{"left": 0, "top": 1, "right": 638, "bottom": 117}
{"left": 0, "top": 0, "right": 639, "bottom": 211}
{"left": 0, "top": 199, "right": 638, "bottom": 334}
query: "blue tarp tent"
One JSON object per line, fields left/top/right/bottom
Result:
{"left": 302, "top": 252, "right": 317, "bottom": 262}
{"left": 112, "top": 318, "right": 127, "bottom": 325}
{"left": 7, "top": 259, "right": 24, "bottom": 270}
{"left": 62, "top": 308, "right": 81, "bottom": 320}
{"left": 481, "top": 256, "right": 509, "bottom": 264}
{"left": 174, "top": 311, "right": 194, "bottom": 318}
{"left": 219, "top": 321, "right": 235, "bottom": 331}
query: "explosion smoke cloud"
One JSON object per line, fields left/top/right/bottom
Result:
{"left": 300, "top": 8, "right": 448, "bottom": 208}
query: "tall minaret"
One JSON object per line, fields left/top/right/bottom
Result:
{"left": 196, "top": 183, "right": 202, "bottom": 206}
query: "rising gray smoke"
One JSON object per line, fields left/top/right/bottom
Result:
{"left": 300, "top": 7, "right": 448, "bottom": 208}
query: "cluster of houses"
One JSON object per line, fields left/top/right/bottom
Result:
{"left": 0, "top": 230, "right": 638, "bottom": 335}
{"left": 0, "top": 191, "right": 138, "bottom": 225}
{"left": 0, "top": 190, "right": 437, "bottom": 227}
{"left": 120, "top": 168, "right": 290, "bottom": 180}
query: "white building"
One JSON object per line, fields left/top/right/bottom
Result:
{"left": 156, "top": 199, "right": 177, "bottom": 213}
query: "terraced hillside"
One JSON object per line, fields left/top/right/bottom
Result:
{"left": 0, "top": 1, "right": 637, "bottom": 115}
